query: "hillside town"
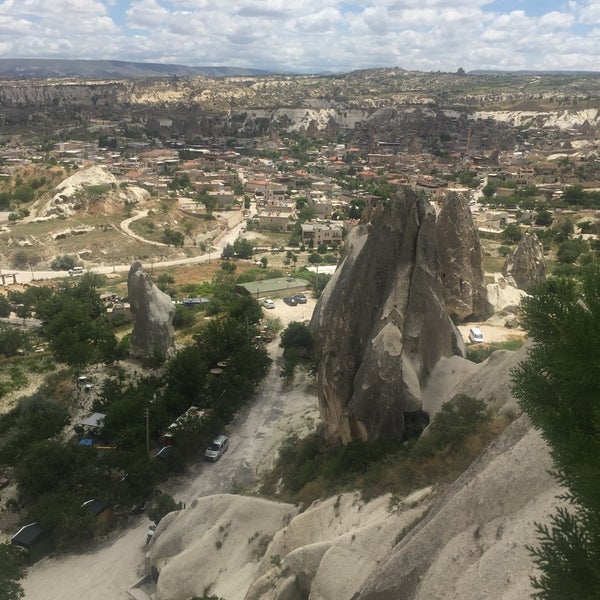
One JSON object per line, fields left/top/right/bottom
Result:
{"left": 2, "top": 105, "right": 600, "bottom": 260}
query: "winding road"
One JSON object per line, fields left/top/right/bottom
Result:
{"left": 3, "top": 211, "right": 246, "bottom": 285}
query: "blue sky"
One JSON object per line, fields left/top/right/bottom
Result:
{"left": 0, "top": 0, "right": 600, "bottom": 73}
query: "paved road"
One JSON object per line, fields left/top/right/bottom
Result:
{"left": 4, "top": 217, "right": 245, "bottom": 285}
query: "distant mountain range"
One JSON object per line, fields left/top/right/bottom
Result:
{"left": 0, "top": 58, "right": 272, "bottom": 79}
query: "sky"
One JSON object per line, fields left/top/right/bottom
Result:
{"left": 1, "top": 0, "right": 600, "bottom": 74}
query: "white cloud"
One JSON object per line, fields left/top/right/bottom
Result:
{"left": 577, "top": 1, "right": 600, "bottom": 24}
{"left": 0, "top": 0, "right": 597, "bottom": 73}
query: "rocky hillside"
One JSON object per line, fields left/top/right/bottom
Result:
{"left": 146, "top": 410, "right": 559, "bottom": 600}
{"left": 2, "top": 69, "right": 600, "bottom": 142}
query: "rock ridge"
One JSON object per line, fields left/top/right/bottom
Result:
{"left": 311, "top": 189, "right": 466, "bottom": 443}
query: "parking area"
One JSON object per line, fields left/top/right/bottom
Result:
{"left": 262, "top": 295, "right": 317, "bottom": 326}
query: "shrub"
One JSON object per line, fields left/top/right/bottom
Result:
{"left": 466, "top": 338, "right": 525, "bottom": 363}
{"left": 148, "top": 492, "right": 184, "bottom": 525}
{"left": 50, "top": 254, "right": 77, "bottom": 271}
{"left": 412, "top": 395, "right": 490, "bottom": 458}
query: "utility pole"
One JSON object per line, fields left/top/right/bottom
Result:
{"left": 145, "top": 405, "right": 150, "bottom": 456}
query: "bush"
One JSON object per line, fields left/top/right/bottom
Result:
{"left": 148, "top": 492, "right": 184, "bottom": 524}
{"left": 173, "top": 305, "right": 197, "bottom": 329}
{"left": 466, "top": 339, "right": 525, "bottom": 363}
{"left": 0, "top": 326, "right": 25, "bottom": 356}
{"left": 412, "top": 395, "right": 490, "bottom": 458}
{"left": 50, "top": 254, "right": 77, "bottom": 271}
{"left": 280, "top": 322, "right": 314, "bottom": 377}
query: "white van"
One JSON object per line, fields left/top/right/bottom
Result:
{"left": 69, "top": 266, "right": 84, "bottom": 276}
{"left": 204, "top": 435, "right": 229, "bottom": 461}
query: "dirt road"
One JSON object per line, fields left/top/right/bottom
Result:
{"left": 21, "top": 299, "right": 319, "bottom": 600}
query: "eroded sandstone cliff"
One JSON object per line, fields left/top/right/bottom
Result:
{"left": 128, "top": 262, "right": 175, "bottom": 359}
{"left": 502, "top": 231, "right": 546, "bottom": 293}
{"left": 437, "top": 191, "right": 493, "bottom": 321}
{"left": 310, "top": 189, "right": 466, "bottom": 443}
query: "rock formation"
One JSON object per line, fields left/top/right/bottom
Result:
{"left": 310, "top": 189, "right": 465, "bottom": 444}
{"left": 143, "top": 418, "right": 560, "bottom": 600}
{"left": 502, "top": 231, "right": 546, "bottom": 293}
{"left": 128, "top": 262, "right": 175, "bottom": 358}
{"left": 436, "top": 191, "right": 493, "bottom": 321}
{"left": 148, "top": 495, "right": 298, "bottom": 600}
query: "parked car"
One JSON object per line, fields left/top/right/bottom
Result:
{"left": 261, "top": 298, "right": 275, "bottom": 309}
{"left": 204, "top": 435, "right": 229, "bottom": 461}
{"left": 469, "top": 327, "right": 484, "bottom": 343}
{"left": 283, "top": 296, "right": 298, "bottom": 306}
{"left": 293, "top": 293, "right": 307, "bottom": 304}
{"left": 69, "top": 266, "right": 84, "bottom": 276}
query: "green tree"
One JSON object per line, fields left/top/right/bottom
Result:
{"left": 36, "top": 275, "right": 117, "bottom": 368}
{"left": 280, "top": 322, "right": 313, "bottom": 356}
{"left": 511, "top": 267, "right": 600, "bottom": 599}
{"left": 0, "top": 295, "right": 11, "bottom": 318}
{"left": 554, "top": 217, "right": 574, "bottom": 243}
{"left": 557, "top": 239, "right": 587, "bottom": 264}
{"left": 233, "top": 238, "right": 254, "bottom": 259}
{"left": 50, "top": 254, "right": 76, "bottom": 271}
{"left": 0, "top": 543, "right": 25, "bottom": 600}
{"left": 501, "top": 223, "right": 522, "bottom": 244}
{"left": 535, "top": 208, "right": 553, "bottom": 227}
{"left": 162, "top": 228, "right": 184, "bottom": 247}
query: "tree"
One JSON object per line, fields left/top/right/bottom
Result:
{"left": 535, "top": 208, "right": 553, "bottom": 227}
{"left": 557, "top": 239, "right": 586, "bottom": 264}
{"left": 511, "top": 267, "right": 600, "bottom": 599}
{"left": 162, "top": 228, "right": 184, "bottom": 247}
{"left": 280, "top": 322, "right": 313, "bottom": 355}
{"left": 233, "top": 238, "right": 254, "bottom": 259}
{"left": 35, "top": 275, "right": 117, "bottom": 368}
{"left": 0, "top": 543, "right": 25, "bottom": 600}
{"left": 308, "top": 252, "right": 322, "bottom": 265}
{"left": 501, "top": 223, "right": 522, "bottom": 244}
{"left": 0, "top": 295, "right": 10, "bottom": 318}
{"left": 50, "top": 254, "right": 76, "bottom": 271}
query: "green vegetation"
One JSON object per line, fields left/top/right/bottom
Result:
{"left": 279, "top": 322, "right": 314, "bottom": 378}
{"left": 0, "top": 272, "right": 271, "bottom": 554}
{"left": 221, "top": 238, "right": 254, "bottom": 260}
{"left": 511, "top": 266, "right": 600, "bottom": 599}
{"left": 0, "top": 542, "right": 25, "bottom": 600}
{"left": 466, "top": 338, "right": 525, "bottom": 363}
{"left": 50, "top": 254, "right": 77, "bottom": 271}
{"left": 35, "top": 274, "right": 121, "bottom": 368}
{"left": 261, "top": 395, "right": 505, "bottom": 505}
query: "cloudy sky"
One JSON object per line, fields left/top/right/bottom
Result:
{"left": 1, "top": 0, "right": 600, "bottom": 73}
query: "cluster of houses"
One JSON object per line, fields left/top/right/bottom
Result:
{"left": 2, "top": 112, "right": 600, "bottom": 248}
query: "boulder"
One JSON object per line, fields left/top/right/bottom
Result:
{"left": 502, "top": 231, "right": 546, "bottom": 293}
{"left": 436, "top": 192, "right": 493, "bottom": 321}
{"left": 310, "top": 189, "right": 465, "bottom": 443}
{"left": 127, "top": 262, "right": 175, "bottom": 358}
